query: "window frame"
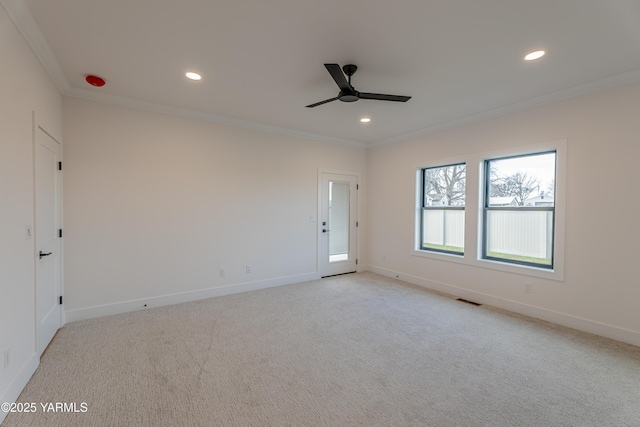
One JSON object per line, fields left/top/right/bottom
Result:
{"left": 482, "top": 151, "right": 557, "bottom": 269}
{"left": 413, "top": 139, "right": 566, "bottom": 281}
{"left": 419, "top": 162, "right": 466, "bottom": 256}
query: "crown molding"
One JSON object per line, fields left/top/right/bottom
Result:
{"left": 370, "top": 68, "right": 640, "bottom": 147}
{"left": 2, "top": 0, "right": 365, "bottom": 149}
{"left": 5, "top": 0, "right": 640, "bottom": 150}
{"left": 65, "top": 87, "right": 366, "bottom": 149}
{"left": 1, "top": 0, "right": 70, "bottom": 93}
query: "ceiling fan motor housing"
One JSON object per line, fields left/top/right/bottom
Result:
{"left": 339, "top": 90, "right": 359, "bottom": 102}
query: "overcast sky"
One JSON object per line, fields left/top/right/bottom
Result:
{"left": 490, "top": 152, "right": 555, "bottom": 191}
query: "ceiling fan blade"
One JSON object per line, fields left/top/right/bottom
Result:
{"left": 324, "top": 64, "right": 352, "bottom": 92}
{"left": 359, "top": 92, "right": 412, "bottom": 102}
{"left": 306, "top": 97, "right": 339, "bottom": 108}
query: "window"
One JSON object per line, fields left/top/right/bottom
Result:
{"left": 483, "top": 151, "right": 556, "bottom": 268}
{"left": 414, "top": 141, "right": 564, "bottom": 280}
{"left": 420, "top": 163, "right": 466, "bottom": 255}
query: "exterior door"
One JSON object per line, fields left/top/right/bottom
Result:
{"left": 35, "top": 126, "right": 62, "bottom": 355}
{"left": 319, "top": 172, "right": 358, "bottom": 277}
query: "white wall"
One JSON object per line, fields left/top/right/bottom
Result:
{"left": 366, "top": 81, "right": 640, "bottom": 346}
{"left": 0, "top": 5, "right": 62, "bottom": 422}
{"left": 62, "top": 97, "right": 367, "bottom": 319}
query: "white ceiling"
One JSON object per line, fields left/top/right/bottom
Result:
{"left": 7, "top": 0, "right": 640, "bottom": 146}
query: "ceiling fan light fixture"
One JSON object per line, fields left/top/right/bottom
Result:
{"left": 185, "top": 72, "right": 202, "bottom": 81}
{"left": 524, "top": 50, "right": 545, "bottom": 61}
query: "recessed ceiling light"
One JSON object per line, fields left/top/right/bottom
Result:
{"left": 360, "top": 117, "right": 371, "bottom": 123}
{"left": 524, "top": 50, "right": 545, "bottom": 61}
{"left": 185, "top": 72, "right": 201, "bottom": 81}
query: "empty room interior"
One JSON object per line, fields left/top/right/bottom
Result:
{"left": 2, "top": 1, "right": 640, "bottom": 425}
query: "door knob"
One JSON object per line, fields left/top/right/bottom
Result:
{"left": 39, "top": 251, "right": 52, "bottom": 259}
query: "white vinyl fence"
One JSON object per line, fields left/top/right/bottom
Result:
{"left": 486, "top": 210, "right": 553, "bottom": 259}
{"left": 423, "top": 210, "right": 465, "bottom": 249}
{"left": 423, "top": 209, "right": 553, "bottom": 259}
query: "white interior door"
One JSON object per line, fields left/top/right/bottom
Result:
{"left": 35, "top": 126, "right": 62, "bottom": 355}
{"left": 319, "top": 172, "right": 358, "bottom": 277}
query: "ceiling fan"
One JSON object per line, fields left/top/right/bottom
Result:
{"left": 306, "top": 64, "right": 411, "bottom": 108}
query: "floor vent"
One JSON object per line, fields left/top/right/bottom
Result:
{"left": 456, "top": 298, "right": 481, "bottom": 306}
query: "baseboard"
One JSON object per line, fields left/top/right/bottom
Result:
{"left": 364, "top": 264, "right": 640, "bottom": 348}
{"left": 0, "top": 352, "right": 39, "bottom": 425}
{"left": 65, "top": 272, "right": 320, "bottom": 323}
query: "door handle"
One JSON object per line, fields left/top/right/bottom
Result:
{"left": 39, "top": 251, "right": 52, "bottom": 259}
{"left": 322, "top": 229, "right": 330, "bottom": 233}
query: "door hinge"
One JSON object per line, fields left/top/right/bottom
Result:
{"left": 58, "top": 229, "right": 63, "bottom": 238}
{"left": 356, "top": 221, "right": 359, "bottom": 227}
{"left": 58, "top": 161, "right": 62, "bottom": 171}
{"left": 356, "top": 259, "right": 358, "bottom": 265}
{"left": 59, "top": 296, "right": 63, "bottom": 305}
{"left": 356, "top": 184, "right": 359, "bottom": 190}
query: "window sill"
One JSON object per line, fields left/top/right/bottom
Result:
{"left": 412, "top": 248, "right": 465, "bottom": 264}
{"left": 411, "top": 248, "right": 564, "bottom": 281}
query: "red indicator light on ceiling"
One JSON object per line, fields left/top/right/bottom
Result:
{"left": 85, "top": 75, "right": 106, "bottom": 87}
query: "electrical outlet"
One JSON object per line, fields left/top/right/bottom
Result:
{"left": 246, "top": 265, "right": 252, "bottom": 274}
{"left": 524, "top": 283, "right": 532, "bottom": 293}
{"left": 4, "top": 348, "right": 10, "bottom": 369}
{"left": 220, "top": 268, "right": 226, "bottom": 278}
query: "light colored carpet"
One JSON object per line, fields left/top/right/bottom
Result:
{"left": 3, "top": 272, "right": 640, "bottom": 426}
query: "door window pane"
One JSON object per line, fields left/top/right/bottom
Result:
{"left": 329, "top": 181, "right": 349, "bottom": 262}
